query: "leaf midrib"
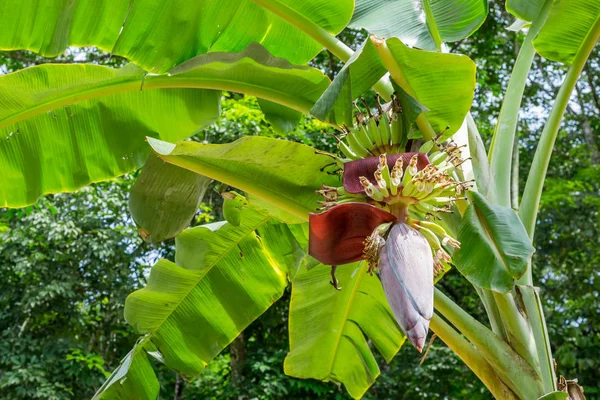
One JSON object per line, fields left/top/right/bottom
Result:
{"left": 327, "top": 261, "right": 368, "bottom": 376}
{"left": 142, "top": 216, "right": 273, "bottom": 344}
{"left": 158, "top": 153, "right": 313, "bottom": 221}
{"left": 0, "top": 73, "right": 316, "bottom": 131}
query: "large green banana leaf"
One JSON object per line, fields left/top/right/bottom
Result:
{"left": 0, "top": 0, "right": 354, "bottom": 72}
{"left": 0, "top": 44, "right": 330, "bottom": 207}
{"left": 311, "top": 37, "right": 476, "bottom": 138}
{"left": 533, "top": 0, "right": 600, "bottom": 64}
{"left": 385, "top": 38, "right": 476, "bottom": 137}
{"left": 147, "top": 135, "right": 340, "bottom": 220}
{"left": 350, "top": 0, "right": 488, "bottom": 51}
{"left": 285, "top": 262, "right": 405, "bottom": 399}
{"left": 95, "top": 206, "right": 304, "bottom": 398}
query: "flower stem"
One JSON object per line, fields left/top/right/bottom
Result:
{"left": 488, "top": 0, "right": 553, "bottom": 208}
{"left": 430, "top": 314, "right": 519, "bottom": 399}
{"left": 434, "top": 288, "right": 544, "bottom": 399}
{"left": 389, "top": 204, "right": 408, "bottom": 222}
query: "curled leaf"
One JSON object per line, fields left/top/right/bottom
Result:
{"left": 222, "top": 191, "right": 248, "bottom": 226}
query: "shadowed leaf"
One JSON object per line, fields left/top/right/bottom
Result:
{"left": 129, "top": 153, "right": 211, "bottom": 243}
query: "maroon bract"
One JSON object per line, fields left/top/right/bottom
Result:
{"left": 343, "top": 152, "right": 430, "bottom": 194}
{"left": 309, "top": 203, "right": 396, "bottom": 266}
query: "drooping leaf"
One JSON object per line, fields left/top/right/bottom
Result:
{"left": 92, "top": 342, "right": 159, "bottom": 400}
{"left": 0, "top": 63, "right": 219, "bottom": 208}
{"left": 310, "top": 39, "right": 388, "bottom": 126}
{"left": 129, "top": 153, "right": 211, "bottom": 243}
{"left": 506, "top": 0, "right": 545, "bottom": 22}
{"left": 168, "top": 43, "right": 330, "bottom": 115}
{"left": 350, "top": 0, "right": 488, "bottom": 51}
{"left": 284, "top": 262, "right": 405, "bottom": 399}
{"left": 455, "top": 192, "right": 535, "bottom": 292}
{"left": 385, "top": 38, "right": 477, "bottom": 137}
{"left": 119, "top": 206, "right": 301, "bottom": 388}
{"left": 0, "top": 0, "right": 354, "bottom": 72}
{"left": 148, "top": 136, "right": 340, "bottom": 221}
{"left": 533, "top": 0, "right": 600, "bottom": 64}
{"left": 0, "top": 43, "right": 330, "bottom": 207}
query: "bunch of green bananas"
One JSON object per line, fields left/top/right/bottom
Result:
{"left": 339, "top": 98, "right": 408, "bottom": 159}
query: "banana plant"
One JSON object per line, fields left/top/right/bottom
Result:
{"left": 0, "top": 0, "right": 598, "bottom": 398}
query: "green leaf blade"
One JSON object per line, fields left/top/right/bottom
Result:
{"left": 284, "top": 262, "right": 405, "bottom": 399}
{"left": 533, "top": 0, "right": 600, "bottom": 64}
{"left": 148, "top": 136, "right": 339, "bottom": 220}
{"left": 350, "top": 0, "right": 487, "bottom": 50}
{"left": 385, "top": 38, "right": 477, "bottom": 137}
{"left": 455, "top": 192, "right": 535, "bottom": 292}
{"left": 506, "top": 0, "right": 545, "bottom": 22}
{"left": 0, "top": 0, "right": 354, "bottom": 73}
{"left": 124, "top": 207, "right": 297, "bottom": 378}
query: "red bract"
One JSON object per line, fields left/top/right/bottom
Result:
{"left": 309, "top": 203, "right": 396, "bottom": 266}
{"left": 343, "top": 152, "right": 430, "bottom": 194}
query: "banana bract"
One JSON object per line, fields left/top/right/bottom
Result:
{"left": 309, "top": 203, "right": 397, "bottom": 266}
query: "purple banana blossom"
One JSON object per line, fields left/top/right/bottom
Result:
{"left": 309, "top": 152, "right": 440, "bottom": 352}
{"left": 379, "top": 222, "right": 433, "bottom": 352}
